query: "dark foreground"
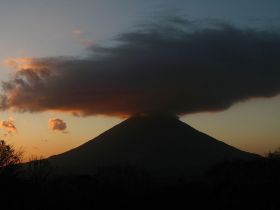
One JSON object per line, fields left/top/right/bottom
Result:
{"left": 1, "top": 155, "right": 280, "bottom": 210}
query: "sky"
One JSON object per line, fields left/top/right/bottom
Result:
{"left": 0, "top": 0, "right": 280, "bottom": 160}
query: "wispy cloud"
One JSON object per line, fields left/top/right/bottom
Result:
{"left": 71, "top": 28, "right": 94, "bottom": 47}
{"left": 79, "top": 39, "right": 94, "bottom": 47}
{"left": 72, "top": 29, "right": 82, "bottom": 35}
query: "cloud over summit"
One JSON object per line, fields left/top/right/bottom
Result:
{"left": 1, "top": 18, "right": 280, "bottom": 117}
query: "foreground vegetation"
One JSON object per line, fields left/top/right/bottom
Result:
{"left": 1, "top": 140, "right": 280, "bottom": 210}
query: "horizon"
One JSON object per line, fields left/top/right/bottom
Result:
{"left": 1, "top": 0, "right": 280, "bottom": 161}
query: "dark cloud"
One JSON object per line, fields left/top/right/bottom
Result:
{"left": 1, "top": 18, "right": 280, "bottom": 116}
{"left": 48, "top": 118, "right": 67, "bottom": 133}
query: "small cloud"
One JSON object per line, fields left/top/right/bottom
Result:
{"left": 0, "top": 119, "right": 17, "bottom": 133}
{"left": 48, "top": 118, "right": 67, "bottom": 133}
{"left": 72, "top": 29, "right": 82, "bottom": 35}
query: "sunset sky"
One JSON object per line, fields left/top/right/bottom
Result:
{"left": 1, "top": 0, "right": 280, "bottom": 160}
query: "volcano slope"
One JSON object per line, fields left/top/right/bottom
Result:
{"left": 49, "top": 114, "right": 259, "bottom": 180}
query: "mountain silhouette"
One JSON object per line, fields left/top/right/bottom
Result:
{"left": 49, "top": 114, "right": 259, "bottom": 179}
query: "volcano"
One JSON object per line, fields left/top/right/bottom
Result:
{"left": 49, "top": 114, "right": 259, "bottom": 179}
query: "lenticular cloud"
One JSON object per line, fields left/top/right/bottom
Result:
{"left": 1, "top": 18, "right": 280, "bottom": 117}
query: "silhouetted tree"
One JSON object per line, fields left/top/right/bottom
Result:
{"left": 0, "top": 140, "right": 23, "bottom": 177}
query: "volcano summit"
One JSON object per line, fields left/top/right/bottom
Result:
{"left": 49, "top": 114, "right": 259, "bottom": 179}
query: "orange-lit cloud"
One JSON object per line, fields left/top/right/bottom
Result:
{"left": 3, "top": 57, "right": 34, "bottom": 70}
{"left": 0, "top": 118, "right": 17, "bottom": 133}
{"left": 48, "top": 118, "right": 67, "bottom": 133}
{"left": 3, "top": 57, "right": 56, "bottom": 72}
{"left": 1, "top": 18, "right": 280, "bottom": 117}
